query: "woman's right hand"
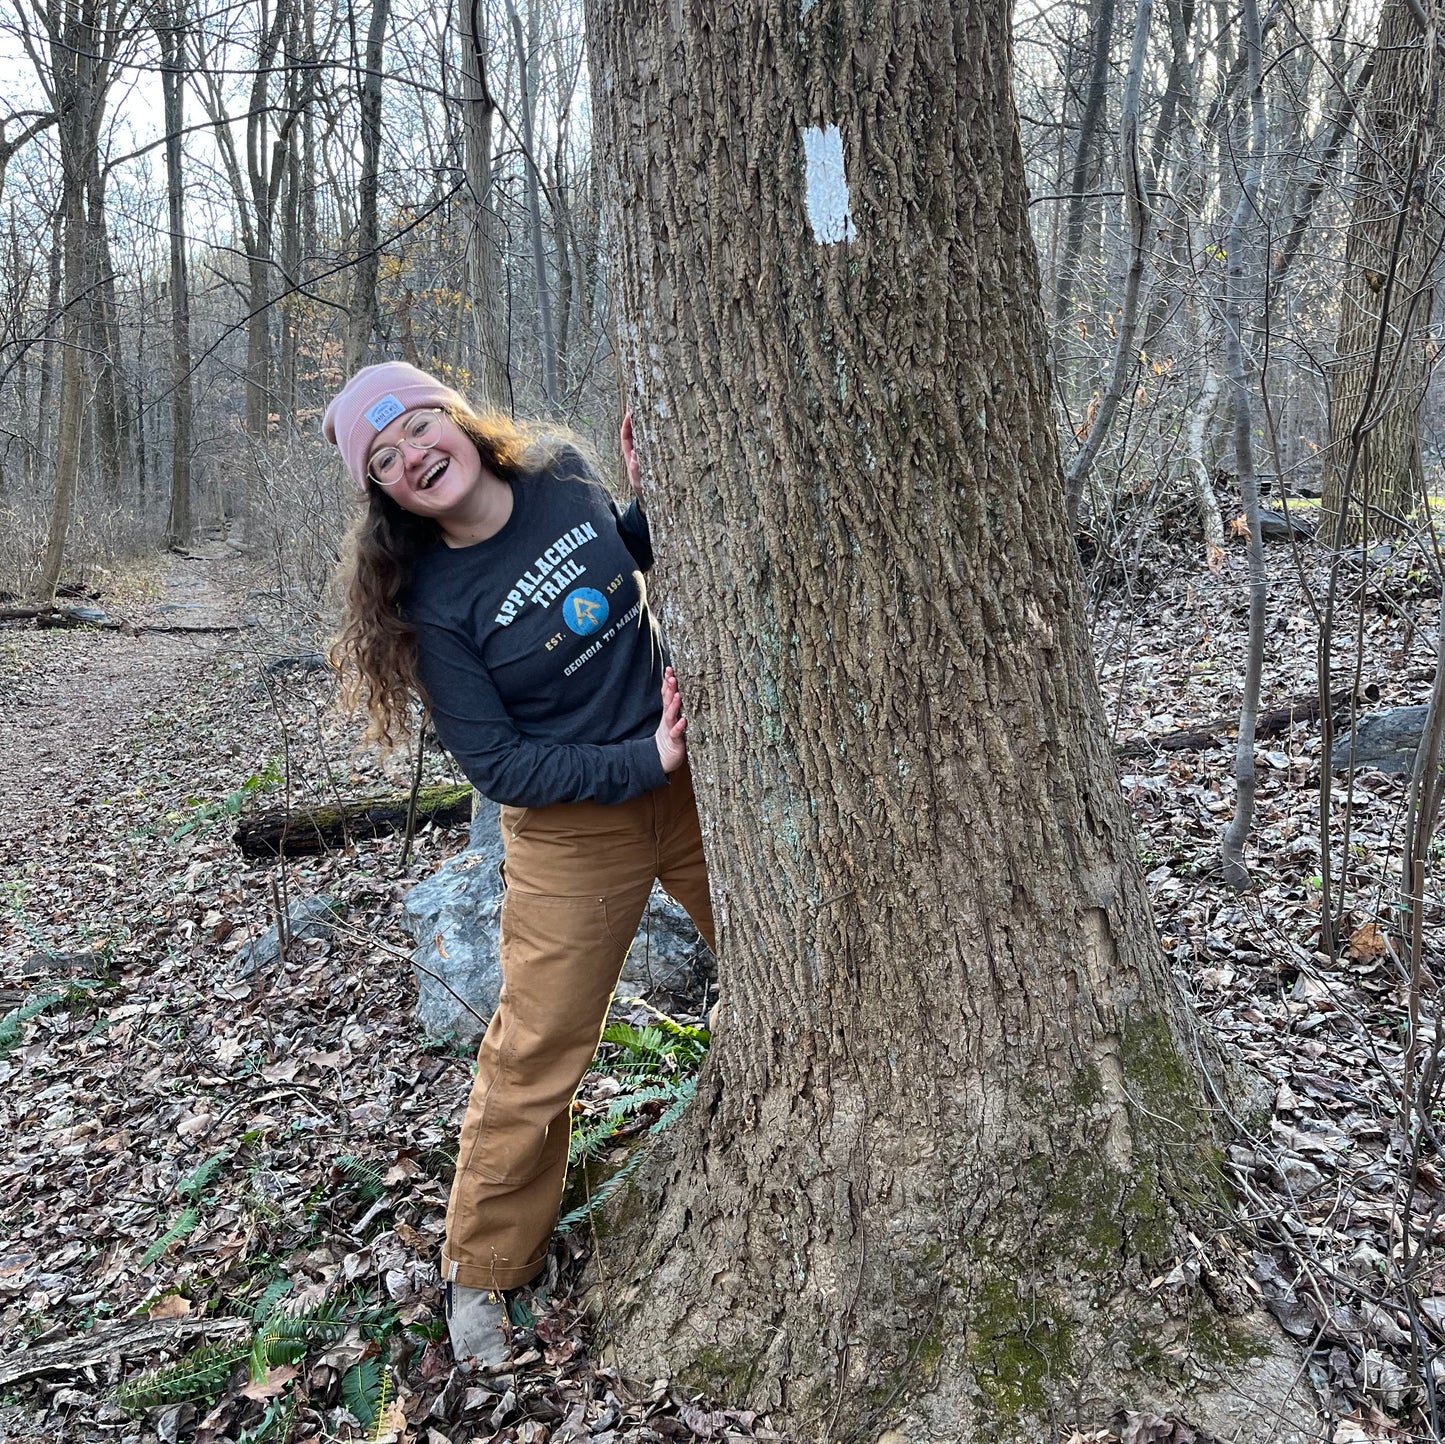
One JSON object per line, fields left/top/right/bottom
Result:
{"left": 655, "top": 666, "right": 687, "bottom": 774}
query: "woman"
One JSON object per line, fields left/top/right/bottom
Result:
{"left": 325, "top": 362, "right": 715, "bottom": 1369}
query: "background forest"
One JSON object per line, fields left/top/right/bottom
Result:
{"left": 4, "top": 0, "right": 1445, "bottom": 1441}
{"left": 0, "top": 0, "right": 1433, "bottom": 585}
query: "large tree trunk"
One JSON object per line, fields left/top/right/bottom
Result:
{"left": 1319, "top": 0, "right": 1439, "bottom": 546}
{"left": 584, "top": 2, "right": 1316, "bottom": 1438}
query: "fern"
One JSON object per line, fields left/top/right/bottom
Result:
{"left": 570, "top": 1083, "right": 694, "bottom": 1165}
{"left": 558, "top": 1079, "right": 696, "bottom": 1233}
{"left": 116, "top": 1341, "right": 247, "bottom": 1412}
{"left": 250, "top": 1295, "right": 353, "bottom": 1376}
{"left": 341, "top": 1357, "right": 383, "bottom": 1428}
{"left": 179, "top": 1148, "right": 229, "bottom": 1202}
{"left": 141, "top": 1206, "right": 201, "bottom": 1267}
{"left": 369, "top": 1365, "right": 394, "bottom": 1442}
{"left": 234, "top": 1389, "right": 295, "bottom": 1443}
{"left": 333, "top": 1154, "right": 386, "bottom": 1203}
{"left": 0, "top": 989, "right": 68, "bottom": 1055}
{"left": 613, "top": 996, "right": 710, "bottom": 1049}
{"left": 571, "top": 1000, "right": 708, "bottom": 1167}
{"left": 250, "top": 1277, "right": 293, "bottom": 1323}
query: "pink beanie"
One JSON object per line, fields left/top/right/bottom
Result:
{"left": 323, "top": 362, "right": 468, "bottom": 491}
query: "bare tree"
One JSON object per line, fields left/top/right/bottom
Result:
{"left": 1216, "top": 0, "right": 1269, "bottom": 888}
{"left": 459, "top": 0, "right": 510, "bottom": 406}
{"left": 505, "top": 0, "right": 559, "bottom": 412}
{"left": 150, "top": 0, "right": 194, "bottom": 547}
{"left": 341, "top": 0, "right": 390, "bottom": 372}
{"left": 17, "top": 0, "right": 125, "bottom": 598}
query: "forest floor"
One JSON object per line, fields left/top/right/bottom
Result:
{"left": 0, "top": 531, "right": 1443, "bottom": 1444}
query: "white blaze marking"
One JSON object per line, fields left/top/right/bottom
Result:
{"left": 802, "top": 124, "right": 856, "bottom": 245}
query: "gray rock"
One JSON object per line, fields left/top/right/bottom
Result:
{"left": 402, "top": 845, "right": 505, "bottom": 1045}
{"left": 238, "top": 895, "right": 343, "bottom": 974}
{"left": 1334, "top": 705, "right": 1429, "bottom": 773}
{"left": 58, "top": 605, "right": 111, "bottom": 627}
{"left": 1258, "top": 509, "right": 1316, "bottom": 542}
{"left": 402, "top": 801, "right": 714, "bottom": 1046}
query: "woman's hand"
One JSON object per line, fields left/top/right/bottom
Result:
{"left": 621, "top": 408, "right": 643, "bottom": 503}
{"left": 654, "top": 666, "right": 687, "bottom": 774}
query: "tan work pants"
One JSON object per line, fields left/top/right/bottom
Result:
{"left": 440, "top": 761, "right": 715, "bottom": 1291}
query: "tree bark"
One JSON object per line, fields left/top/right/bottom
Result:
{"left": 156, "top": 0, "right": 193, "bottom": 548}
{"left": 28, "top": 0, "right": 110, "bottom": 602}
{"left": 505, "top": 0, "right": 559, "bottom": 412}
{"left": 342, "top": 0, "right": 389, "bottom": 373}
{"left": 1062, "top": 0, "right": 1152, "bottom": 527}
{"left": 584, "top": 2, "right": 1314, "bottom": 1437}
{"left": 460, "top": 0, "right": 510, "bottom": 408}
{"left": 82, "top": 154, "right": 132, "bottom": 499}
{"left": 1050, "top": 0, "right": 1118, "bottom": 417}
{"left": 1320, "top": 0, "right": 1440, "bottom": 546}
{"left": 1217, "top": 0, "right": 1269, "bottom": 890}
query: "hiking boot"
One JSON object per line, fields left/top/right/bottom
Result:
{"left": 444, "top": 1281, "right": 511, "bottom": 1370}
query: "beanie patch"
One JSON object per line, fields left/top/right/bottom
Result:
{"left": 364, "top": 394, "right": 406, "bottom": 432}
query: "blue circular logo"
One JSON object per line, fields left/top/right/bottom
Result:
{"left": 563, "top": 588, "right": 609, "bottom": 636}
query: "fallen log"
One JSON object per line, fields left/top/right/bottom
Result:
{"left": 0, "top": 1317, "right": 250, "bottom": 1388}
{"left": 138, "top": 621, "right": 257, "bottom": 634}
{"left": 233, "top": 783, "right": 473, "bottom": 857}
{"left": 1116, "top": 688, "right": 1355, "bottom": 757}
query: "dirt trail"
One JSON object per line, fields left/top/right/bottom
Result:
{"left": 0, "top": 548, "right": 250, "bottom": 858}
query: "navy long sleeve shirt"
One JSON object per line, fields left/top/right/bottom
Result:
{"left": 403, "top": 453, "right": 670, "bottom": 808}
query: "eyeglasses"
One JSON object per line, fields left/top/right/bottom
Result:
{"left": 368, "top": 410, "right": 445, "bottom": 486}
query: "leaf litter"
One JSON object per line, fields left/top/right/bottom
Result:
{"left": 0, "top": 537, "right": 1442, "bottom": 1442}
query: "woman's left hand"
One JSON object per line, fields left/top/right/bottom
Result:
{"left": 621, "top": 408, "right": 643, "bottom": 503}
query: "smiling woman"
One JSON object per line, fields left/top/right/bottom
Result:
{"left": 322, "top": 361, "right": 715, "bottom": 1373}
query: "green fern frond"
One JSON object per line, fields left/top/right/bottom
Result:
{"left": 140, "top": 1207, "right": 201, "bottom": 1267}
{"left": 606, "top": 1082, "right": 691, "bottom": 1119}
{"left": 333, "top": 1154, "right": 386, "bottom": 1202}
{"left": 0, "top": 989, "right": 68, "bottom": 1055}
{"left": 178, "top": 1148, "right": 229, "bottom": 1202}
{"left": 234, "top": 1389, "right": 296, "bottom": 1443}
{"left": 369, "top": 1365, "right": 393, "bottom": 1441}
{"left": 559, "top": 1079, "right": 696, "bottom": 1232}
{"left": 341, "top": 1357, "right": 383, "bottom": 1428}
{"left": 116, "top": 1341, "right": 247, "bottom": 1413}
{"left": 250, "top": 1277, "right": 293, "bottom": 1323}
{"left": 613, "top": 995, "right": 710, "bottom": 1042}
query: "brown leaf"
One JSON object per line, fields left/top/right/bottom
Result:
{"left": 1348, "top": 922, "right": 1387, "bottom": 963}
{"left": 238, "top": 1364, "right": 298, "bottom": 1401}
{"left": 147, "top": 1293, "right": 192, "bottom": 1320}
{"left": 1229, "top": 514, "right": 1251, "bottom": 541}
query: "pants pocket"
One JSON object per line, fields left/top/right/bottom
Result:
{"left": 467, "top": 888, "right": 621, "bottom": 1187}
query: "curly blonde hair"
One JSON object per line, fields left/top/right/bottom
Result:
{"left": 329, "top": 403, "right": 597, "bottom": 750}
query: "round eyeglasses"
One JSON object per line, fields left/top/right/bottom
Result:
{"left": 368, "top": 410, "right": 445, "bottom": 486}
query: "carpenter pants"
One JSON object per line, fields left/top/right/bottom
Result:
{"left": 440, "top": 760, "right": 715, "bottom": 1291}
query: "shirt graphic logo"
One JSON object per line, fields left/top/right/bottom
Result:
{"left": 363, "top": 394, "right": 405, "bottom": 431}
{"left": 563, "top": 588, "right": 609, "bottom": 636}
